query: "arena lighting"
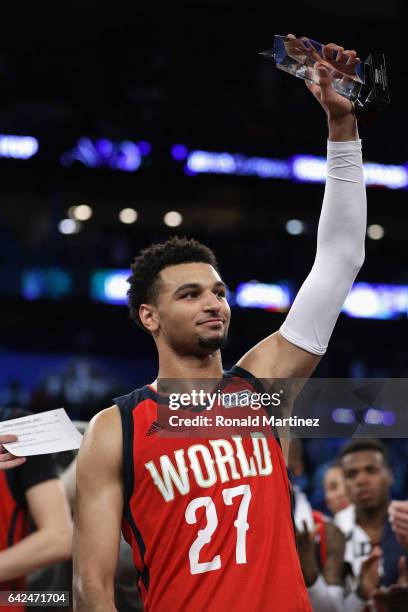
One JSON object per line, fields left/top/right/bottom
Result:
{"left": 163, "top": 211, "right": 183, "bottom": 227}
{"left": 60, "top": 138, "right": 151, "bottom": 172}
{"left": 236, "top": 281, "right": 408, "bottom": 318}
{"left": 87, "top": 274, "right": 408, "bottom": 320}
{"left": 186, "top": 150, "right": 291, "bottom": 180}
{"left": 181, "top": 147, "right": 408, "bottom": 190}
{"left": 90, "top": 270, "right": 130, "bottom": 305}
{"left": 342, "top": 283, "right": 408, "bottom": 319}
{"left": 0, "top": 135, "right": 39, "bottom": 159}
{"left": 58, "top": 219, "right": 81, "bottom": 235}
{"left": 137, "top": 141, "right": 152, "bottom": 155}
{"left": 291, "top": 156, "right": 326, "bottom": 183}
{"left": 367, "top": 224, "right": 385, "bottom": 240}
{"left": 236, "top": 282, "right": 291, "bottom": 311}
{"left": 382, "top": 411, "right": 396, "bottom": 426}
{"left": 364, "top": 409, "right": 396, "bottom": 426}
{"left": 331, "top": 407, "right": 396, "bottom": 426}
{"left": 285, "top": 219, "right": 305, "bottom": 235}
{"left": 364, "top": 163, "right": 407, "bottom": 189}
{"left": 331, "top": 408, "right": 355, "bottom": 424}
{"left": 22, "top": 268, "right": 73, "bottom": 300}
{"left": 119, "top": 208, "right": 138, "bottom": 224}
{"left": 292, "top": 156, "right": 408, "bottom": 189}
{"left": 364, "top": 409, "right": 384, "bottom": 425}
{"left": 71, "top": 204, "right": 93, "bottom": 221}
{"left": 171, "top": 144, "right": 188, "bottom": 161}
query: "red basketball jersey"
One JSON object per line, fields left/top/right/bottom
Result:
{"left": 0, "top": 470, "right": 29, "bottom": 612}
{"left": 116, "top": 366, "right": 311, "bottom": 611}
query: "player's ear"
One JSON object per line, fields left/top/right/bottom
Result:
{"left": 139, "top": 303, "right": 160, "bottom": 332}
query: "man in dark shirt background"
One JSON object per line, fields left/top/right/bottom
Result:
{"left": 0, "top": 408, "right": 72, "bottom": 611}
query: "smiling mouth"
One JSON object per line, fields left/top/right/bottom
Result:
{"left": 198, "top": 319, "right": 223, "bottom": 325}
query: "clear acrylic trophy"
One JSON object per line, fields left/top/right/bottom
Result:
{"left": 260, "top": 35, "right": 390, "bottom": 118}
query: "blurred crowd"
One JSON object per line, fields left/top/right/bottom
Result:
{"left": 2, "top": 402, "right": 408, "bottom": 611}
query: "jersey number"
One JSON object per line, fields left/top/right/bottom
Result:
{"left": 185, "top": 484, "right": 251, "bottom": 575}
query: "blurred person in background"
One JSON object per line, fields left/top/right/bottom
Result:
{"left": 334, "top": 439, "right": 408, "bottom": 611}
{"left": 289, "top": 439, "right": 346, "bottom": 612}
{"left": 0, "top": 380, "right": 29, "bottom": 410}
{"left": 296, "top": 440, "right": 408, "bottom": 611}
{"left": 73, "top": 41, "right": 367, "bottom": 612}
{"left": 0, "top": 408, "right": 73, "bottom": 612}
{"left": 324, "top": 462, "right": 350, "bottom": 516}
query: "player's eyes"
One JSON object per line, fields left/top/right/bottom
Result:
{"left": 180, "top": 289, "right": 226, "bottom": 299}
{"left": 182, "top": 292, "right": 199, "bottom": 299}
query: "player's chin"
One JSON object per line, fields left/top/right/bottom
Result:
{"left": 197, "top": 331, "right": 228, "bottom": 351}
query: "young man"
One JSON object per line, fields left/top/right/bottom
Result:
{"left": 334, "top": 439, "right": 408, "bottom": 610}
{"left": 297, "top": 440, "right": 408, "bottom": 612}
{"left": 73, "top": 41, "right": 367, "bottom": 611}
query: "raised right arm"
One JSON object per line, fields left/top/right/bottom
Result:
{"left": 73, "top": 406, "right": 123, "bottom": 611}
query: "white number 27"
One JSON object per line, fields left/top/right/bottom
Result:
{"left": 184, "top": 484, "right": 251, "bottom": 575}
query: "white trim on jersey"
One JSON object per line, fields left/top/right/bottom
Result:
{"left": 334, "top": 504, "right": 383, "bottom": 581}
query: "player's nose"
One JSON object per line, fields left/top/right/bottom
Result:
{"left": 355, "top": 472, "right": 369, "bottom": 486}
{"left": 202, "top": 290, "right": 222, "bottom": 312}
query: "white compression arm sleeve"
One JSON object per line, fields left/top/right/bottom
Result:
{"left": 280, "top": 139, "right": 366, "bottom": 355}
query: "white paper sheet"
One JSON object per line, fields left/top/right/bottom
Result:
{"left": 0, "top": 408, "right": 83, "bottom": 456}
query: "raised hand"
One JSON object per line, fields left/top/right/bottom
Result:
{"left": 286, "top": 34, "right": 359, "bottom": 141}
{"left": 389, "top": 500, "right": 408, "bottom": 550}
{"left": 295, "top": 520, "right": 319, "bottom": 586}
{"left": 371, "top": 556, "right": 408, "bottom": 612}
{"left": 357, "top": 545, "right": 382, "bottom": 600}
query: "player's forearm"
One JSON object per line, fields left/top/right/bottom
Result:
{"left": 73, "top": 578, "right": 117, "bottom": 612}
{"left": 0, "top": 526, "right": 72, "bottom": 581}
{"left": 317, "top": 138, "right": 366, "bottom": 265}
{"left": 280, "top": 138, "right": 366, "bottom": 355}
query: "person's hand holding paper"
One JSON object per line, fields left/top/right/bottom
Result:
{"left": 0, "top": 408, "right": 83, "bottom": 456}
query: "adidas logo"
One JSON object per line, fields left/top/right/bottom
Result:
{"left": 146, "top": 421, "right": 163, "bottom": 436}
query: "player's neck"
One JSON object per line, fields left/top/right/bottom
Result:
{"left": 155, "top": 347, "right": 224, "bottom": 381}
{"left": 356, "top": 501, "right": 388, "bottom": 531}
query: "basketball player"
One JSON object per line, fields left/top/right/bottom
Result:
{"left": 73, "top": 41, "right": 367, "bottom": 611}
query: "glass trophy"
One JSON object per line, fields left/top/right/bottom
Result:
{"left": 260, "top": 35, "right": 390, "bottom": 117}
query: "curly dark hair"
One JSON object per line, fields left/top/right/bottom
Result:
{"left": 127, "top": 236, "right": 219, "bottom": 330}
